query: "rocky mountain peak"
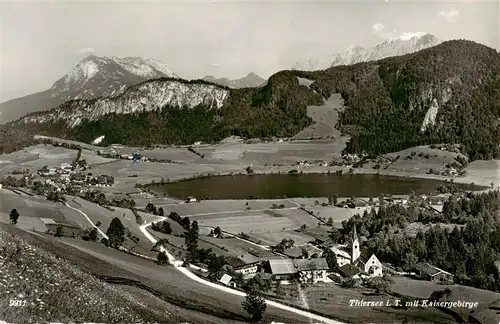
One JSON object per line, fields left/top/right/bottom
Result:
{"left": 292, "top": 33, "right": 442, "bottom": 71}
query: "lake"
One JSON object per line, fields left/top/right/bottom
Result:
{"left": 145, "top": 173, "right": 481, "bottom": 199}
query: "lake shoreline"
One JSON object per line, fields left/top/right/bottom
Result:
{"left": 144, "top": 169, "right": 487, "bottom": 200}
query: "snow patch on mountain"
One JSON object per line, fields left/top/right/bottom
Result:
{"left": 292, "top": 33, "right": 442, "bottom": 71}
{"left": 19, "top": 79, "right": 229, "bottom": 128}
{"left": 112, "top": 57, "right": 177, "bottom": 79}
{"left": 394, "top": 32, "right": 428, "bottom": 41}
{"left": 203, "top": 73, "right": 266, "bottom": 88}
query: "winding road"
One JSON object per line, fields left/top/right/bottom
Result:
{"left": 68, "top": 201, "right": 344, "bottom": 324}
{"left": 139, "top": 218, "right": 345, "bottom": 324}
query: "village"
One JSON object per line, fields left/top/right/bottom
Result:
{"left": 1, "top": 139, "right": 496, "bottom": 324}
{"left": 1, "top": 154, "right": 460, "bottom": 297}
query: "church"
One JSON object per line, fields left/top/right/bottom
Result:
{"left": 329, "top": 226, "right": 383, "bottom": 278}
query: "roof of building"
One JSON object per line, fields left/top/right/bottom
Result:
{"left": 39, "top": 218, "right": 57, "bottom": 225}
{"left": 219, "top": 274, "right": 232, "bottom": 285}
{"left": 339, "top": 264, "right": 361, "bottom": 277}
{"left": 258, "top": 273, "right": 273, "bottom": 280}
{"left": 233, "top": 262, "right": 260, "bottom": 270}
{"left": 414, "top": 262, "right": 453, "bottom": 277}
{"left": 224, "top": 256, "right": 246, "bottom": 268}
{"left": 469, "top": 299, "right": 500, "bottom": 324}
{"left": 283, "top": 247, "right": 303, "bottom": 258}
{"left": 268, "top": 259, "right": 297, "bottom": 275}
{"left": 330, "top": 246, "right": 351, "bottom": 259}
{"left": 293, "top": 258, "right": 329, "bottom": 271}
{"left": 302, "top": 244, "right": 323, "bottom": 256}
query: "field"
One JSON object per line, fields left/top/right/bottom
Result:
{"left": 250, "top": 230, "right": 316, "bottom": 246}
{"left": 161, "top": 199, "right": 298, "bottom": 215}
{"left": 32, "top": 232, "right": 316, "bottom": 324}
{"left": 64, "top": 197, "right": 161, "bottom": 257}
{"left": 276, "top": 283, "right": 457, "bottom": 324}
{"left": 294, "top": 94, "right": 345, "bottom": 140}
{"left": 306, "top": 205, "right": 375, "bottom": 228}
{"left": 0, "top": 190, "right": 83, "bottom": 230}
{"left": 182, "top": 209, "right": 315, "bottom": 246}
{"left": 146, "top": 215, "right": 277, "bottom": 264}
{"left": 202, "top": 236, "right": 279, "bottom": 264}
{"left": 390, "top": 276, "right": 500, "bottom": 319}
{"left": 0, "top": 144, "right": 112, "bottom": 172}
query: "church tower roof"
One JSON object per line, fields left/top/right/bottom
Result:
{"left": 353, "top": 225, "right": 358, "bottom": 240}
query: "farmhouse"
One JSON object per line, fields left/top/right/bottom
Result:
{"left": 233, "top": 262, "right": 260, "bottom": 276}
{"left": 413, "top": 262, "right": 454, "bottom": 282}
{"left": 263, "top": 258, "right": 330, "bottom": 283}
{"left": 41, "top": 218, "right": 83, "bottom": 237}
{"left": 331, "top": 226, "right": 383, "bottom": 278}
{"left": 264, "top": 259, "right": 297, "bottom": 281}
{"left": 301, "top": 244, "right": 324, "bottom": 259}
{"left": 294, "top": 258, "right": 329, "bottom": 283}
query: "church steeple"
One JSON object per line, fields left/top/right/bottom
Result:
{"left": 351, "top": 225, "right": 360, "bottom": 264}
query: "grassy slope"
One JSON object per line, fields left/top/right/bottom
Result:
{"left": 0, "top": 224, "right": 175, "bottom": 323}
{"left": 1, "top": 225, "right": 317, "bottom": 324}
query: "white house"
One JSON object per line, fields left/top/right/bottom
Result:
{"left": 219, "top": 274, "right": 236, "bottom": 287}
{"left": 234, "top": 262, "right": 259, "bottom": 276}
{"left": 294, "top": 258, "right": 330, "bottom": 283}
{"left": 330, "top": 246, "right": 351, "bottom": 267}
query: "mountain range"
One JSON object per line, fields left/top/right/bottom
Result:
{"left": 3, "top": 39, "right": 500, "bottom": 164}
{"left": 0, "top": 55, "right": 178, "bottom": 124}
{"left": 202, "top": 73, "right": 266, "bottom": 89}
{"left": 292, "top": 32, "right": 442, "bottom": 71}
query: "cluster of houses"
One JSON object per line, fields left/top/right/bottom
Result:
{"left": 296, "top": 160, "right": 329, "bottom": 167}
{"left": 98, "top": 148, "right": 150, "bottom": 162}
{"left": 216, "top": 227, "right": 387, "bottom": 288}
{"left": 33, "top": 161, "right": 115, "bottom": 194}
{"left": 215, "top": 221, "right": 456, "bottom": 289}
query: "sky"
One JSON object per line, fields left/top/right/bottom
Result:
{"left": 1, "top": 0, "right": 499, "bottom": 101}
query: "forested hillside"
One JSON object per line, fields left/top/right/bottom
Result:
{"left": 339, "top": 191, "right": 500, "bottom": 292}
{"left": 3, "top": 40, "right": 500, "bottom": 161}
{"left": 298, "top": 40, "right": 500, "bottom": 160}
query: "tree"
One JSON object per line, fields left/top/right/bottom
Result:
{"left": 328, "top": 227, "right": 341, "bottom": 243}
{"left": 88, "top": 228, "right": 98, "bottom": 241}
{"left": 366, "top": 276, "right": 393, "bottom": 294}
{"left": 158, "top": 207, "right": 164, "bottom": 216}
{"left": 157, "top": 251, "right": 169, "bottom": 265}
{"left": 106, "top": 217, "right": 125, "bottom": 248}
{"left": 55, "top": 225, "right": 64, "bottom": 237}
{"left": 324, "top": 248, "right": 340, "bottom": 271}
{"left": 191, "top": 220, "right": 199, "bottom": 235}
{"left": 9, "top": 209, "right": 19, "bottom": 224}
{"left": 185, "top": 232, "right": 198, "bottom": 252}
{"left": 152, "top": 238, "right": 169, "bottom": 252}
{"left": 329, "top": 195, "right": 338, "bottom": 205}
{"left": 181, "top": 217, "right": 191, "bottom": 230}
{"left": 145, "top": 203, "right": 155, "bottom": 213}
{"left": 242, "top": 290, "right": 267, "bottom": 322}
{"left": 214, "top": 226, "right": 222, "bottom": 238}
